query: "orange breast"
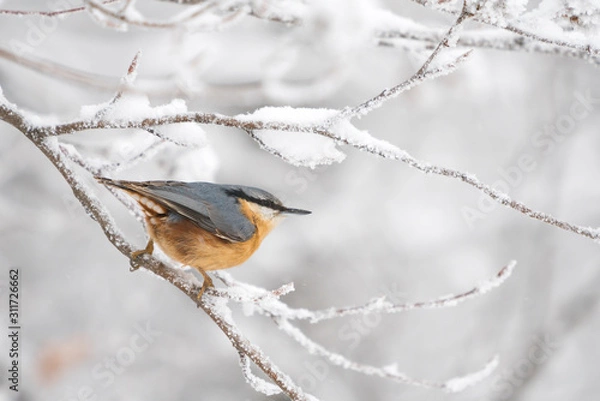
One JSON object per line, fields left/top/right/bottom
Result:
{"left": 144, "top": 199, "right": 277, "bottom": 271}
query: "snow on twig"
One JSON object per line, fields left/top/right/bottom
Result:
{"left": 214, "top": 261, "right": 516, "bottom": 323}
{"left": 373, "top": 10, "right": 600, "bottom": 64}
{"left": 409, "top": 0, "right": 600, "bottom": 57}
{"left": 275, "top": 318, "right": 499, "bottom": 393}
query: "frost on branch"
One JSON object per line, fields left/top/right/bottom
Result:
{"left": 239, "top": 352, "right": 283, "bottom": 396}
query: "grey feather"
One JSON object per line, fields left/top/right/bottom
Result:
{"left": 130, "top": 181, "right": 263, "bottom": 243}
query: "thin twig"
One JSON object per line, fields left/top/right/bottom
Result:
{"left": 94, "top": 51, "right": 142, "bottom": 121}
{"left": 324, "top": 4, "right": 473, "bottom": 127}
{"left": 0, "top": 0, "right": 119, "bottom": 16}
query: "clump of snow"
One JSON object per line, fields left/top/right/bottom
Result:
{"left": 238, "top": 105, "right": 336, "bottom": 125}
{"left": 330, "top": 119, "right": 406, "bottom": 158}
{"left": 254, "top": 129, "right": 346, "bottom": 168}
{"left": 475, "top": 0, "right": 527, "bottom": 21}
{"left": 238, "top": 106, "right": 346, "bottom": 168}
{"left": 238, "top": 106, "right": 407, "bottom": 168}
{"left": 158, "top": 123, "right": 207, "bottom": 148}
{"left": 82, "top": 93, "right": 188, "bottom": 123}
{"left": 165, "top": 145, "right": 219, "bottom": 182}
{"left": 80, "top": 101, "right": 111, "bottom": 120}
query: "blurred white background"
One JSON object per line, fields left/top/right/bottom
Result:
{"left": 1, "top": 1, "right": 600, "bottom": 400}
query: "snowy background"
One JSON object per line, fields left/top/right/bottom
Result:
{"left": 1, "top": 0, "right": 600, "bottom": 400}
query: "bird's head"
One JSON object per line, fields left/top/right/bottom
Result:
{"left": 226, "top": 186, "right": 311, "bottom": 224}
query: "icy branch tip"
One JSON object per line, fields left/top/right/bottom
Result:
{"left": 444, "top": 355, "right": 499, "bottom": 393}
{"left": 124, "top": 50, "right": 142, "bottom": 85}
{"left": 482, "top": 259, "right": 516, "bottom": 292}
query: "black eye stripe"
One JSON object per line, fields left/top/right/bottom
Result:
{"left": 250, "top": 197, "right": 285, "bottom": 211}
{"left": 225, "top": 189, "right": 284, "bottom": 211}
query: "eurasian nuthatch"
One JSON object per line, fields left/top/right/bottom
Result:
{"left": 97, "top": 177, "right": 311, "bottom": 297}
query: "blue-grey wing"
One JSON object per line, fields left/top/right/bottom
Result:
{"left": 126, "top": 181, "right": 256, "bottom": 243}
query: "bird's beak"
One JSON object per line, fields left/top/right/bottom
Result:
{"left": 282, "top": 207, "right": 311, "bottom": 215}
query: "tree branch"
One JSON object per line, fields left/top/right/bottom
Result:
{"left": 0, "top": 101, "right": 310, "bottom": 401}
{"left": 214, "top": 260, "right": 516, "bottom": 323}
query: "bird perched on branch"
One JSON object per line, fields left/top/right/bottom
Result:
{"left": 96, "top": 177, "right": 311, "bottom": 298}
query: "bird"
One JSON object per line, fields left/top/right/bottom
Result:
{"left": 96, "top": 177, "right": 311, "bottom": 298}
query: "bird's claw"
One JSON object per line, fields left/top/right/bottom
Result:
{"left": 129, "top": 240, "right": 154, "bottom": 272}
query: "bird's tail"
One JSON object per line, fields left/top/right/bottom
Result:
{"left": 95, "top": 176, "right": 144, "bottom": 194}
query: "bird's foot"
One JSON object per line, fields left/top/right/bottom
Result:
{"left": 130, "top": 240, "right": 154, "bottom": 271}
{"left": 197, "top": 269, "right": 214, "bottom": 301}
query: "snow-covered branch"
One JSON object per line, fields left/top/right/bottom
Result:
{"left": 275, "top": 318, "right": 499, "bottom": 393}
{"left": 4, "top": 59, "right": 598, "bottom": 244}
{"left": 410, "top": 0, "right": 600, "bottom": 58}
{"left": 4, "top": 1, "right": 596, "bottom": 399}
{"left": 214, "top": 260, "right": 516, "bottom": 323}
